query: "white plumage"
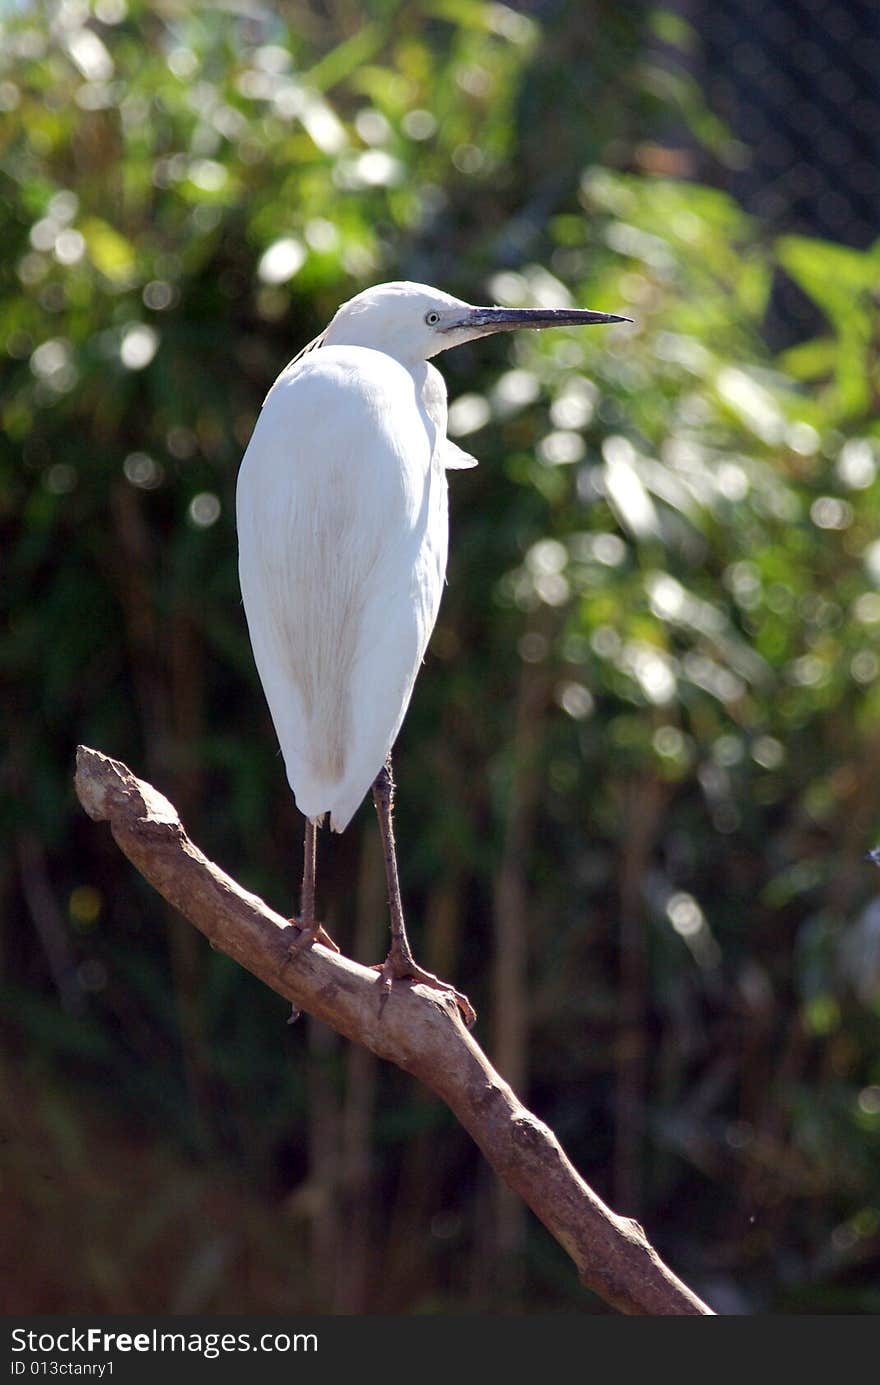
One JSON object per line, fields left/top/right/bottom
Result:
{"left": 237, "top": 344, "right": 450, "bottom": 829}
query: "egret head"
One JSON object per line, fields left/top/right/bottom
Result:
{"left": 322, "top": 281, "right": 630, "bottom": 365}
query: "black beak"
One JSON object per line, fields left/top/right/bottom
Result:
{"left": 446, "top": 305, "right": 632, "bottom": 335}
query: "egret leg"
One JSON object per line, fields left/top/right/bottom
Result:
{"left": 291, "top": 817, "right": 339, "bottom": 955}
{"left": 301, "top": 816, "right": 317, "bottom": 931}
{"left": 371, "top": 756, "right": 476, "bottom": 1028}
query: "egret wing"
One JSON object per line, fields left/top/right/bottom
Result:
{"left": 443, "top": 440, "right": 478, "bottom": 469}
{"left": 420, "top": 361, "right": 479, "bottom": 470}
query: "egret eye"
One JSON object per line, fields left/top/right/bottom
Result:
{"left": 425, "top": 311, "right": 441, "bottom": 326}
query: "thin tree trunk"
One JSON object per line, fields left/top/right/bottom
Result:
{"left": 490, "top": 649, "right": 549, "bottom": 1305}
{"left": 614, "top": 774, "right": 669, "bottom": 1217}
{"left": 306, "top": 1012, "right": 342, "bottom": 1309}
{"left": 333, "top": 827, "right": 384, "bottom": 1311}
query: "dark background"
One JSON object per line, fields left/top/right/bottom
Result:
{"left": 2, "top": 0, "right": 880, "bottom": 1314}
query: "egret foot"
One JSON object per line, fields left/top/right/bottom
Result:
{"left": 369, "top": 757, "right": 476, "bottom": 1027}
{"left": 288, "top": 918, "right": 340, "bottom": 954}
{"left": 284, "top": 917, "right": 337, "bottom": 1025}
{"left": 372, "top": 942, "right": 476, "bottom": 1028}
{"left": 289, "top": 816, "right": 338, "bottom": 954}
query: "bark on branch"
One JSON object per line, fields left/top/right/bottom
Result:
{"left": 74, "top": 744, "right": 714, "bottom": 1317}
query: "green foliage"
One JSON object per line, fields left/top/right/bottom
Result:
{"left": 3, "top": 0, "right": 880, "bottom": 1315}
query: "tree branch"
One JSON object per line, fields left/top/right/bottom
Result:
{"left": 74, "top": 744, "right": 714, "bottom": 1316}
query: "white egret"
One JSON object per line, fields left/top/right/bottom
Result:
{"left": 236, "top": 281, "right": 628, "bottom": 1025}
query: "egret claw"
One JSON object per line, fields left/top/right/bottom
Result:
{"left": 288, "top": 919, "right": 340, "bottom": 954}
{"left": 371, "top": 956, "right": 476, "bottom": 1029}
